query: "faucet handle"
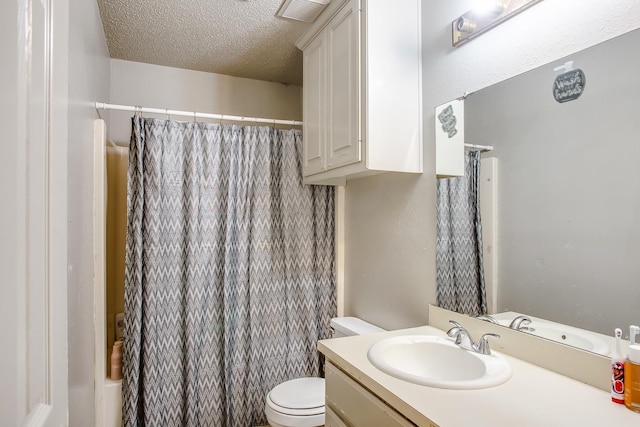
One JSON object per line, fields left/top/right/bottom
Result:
{"left": 477, "top": 333, "right": 500, "bottom": 355}
{"left": 447, "top": 321, "right": 475, "bottom": 350}
{"left": 446, "top": 320, "right": 464, "bottom": 337}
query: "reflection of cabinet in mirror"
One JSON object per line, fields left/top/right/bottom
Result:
{"left": 296, "top": 0, "right": 422, "bottom": 185}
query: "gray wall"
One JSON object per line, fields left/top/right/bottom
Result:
{"left": 344, "top": 1, "right": 640, "bottom": 331}
{"left": 67, "top": 0, "right": 111, "bottom": 424}
{"left": 466, "top": 30, "right": 640, "bottom": 335}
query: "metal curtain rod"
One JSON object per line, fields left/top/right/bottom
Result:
{"left": 464, "top": 143, "right": 494, "bottom": 152}
{"left": 94, "top": 102, "right": 304, "bottom": 126}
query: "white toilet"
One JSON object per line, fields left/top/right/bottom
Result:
{"left": 264, "top": 317, "right": 385, "bottom": 427}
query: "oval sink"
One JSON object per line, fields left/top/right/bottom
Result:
{"left": 367, "top": 335, "right": 511, "bottom": 390}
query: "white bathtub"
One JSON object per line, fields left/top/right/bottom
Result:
{"left": 104, "top": 378, "right": 122, "bottom": 427}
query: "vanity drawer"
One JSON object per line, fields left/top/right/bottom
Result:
{"left": 325, "top": 362, "right": 416, "bottom": 427}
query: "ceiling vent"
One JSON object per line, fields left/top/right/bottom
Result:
{"left": 276, "top": 0, "right": 331, "bottom": 23}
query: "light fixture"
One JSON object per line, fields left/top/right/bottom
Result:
{"left": 276, "top": 0, "right": 330, "bottom": 23}
{"left": 473, "top": 0, "right": 507, "bottom": 17}
{"left": 452, "top": 0, "right": 543, "bottom": 47}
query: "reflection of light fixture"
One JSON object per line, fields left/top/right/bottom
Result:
{"left": 452, "top": 0, "right": 543, "bottom": 47}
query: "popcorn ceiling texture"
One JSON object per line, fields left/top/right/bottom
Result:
{"left": 96, "top": 0, "right": 309, "bottom": 85}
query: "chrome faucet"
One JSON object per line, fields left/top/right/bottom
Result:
{"left": 446, "top": 320, "right": 500, "bottom": 355}
{"left": 508, "top": 315, "right": 532, "bottom": 331}
{"left": 475, "top": 314, "right": 499, "bottom": 324}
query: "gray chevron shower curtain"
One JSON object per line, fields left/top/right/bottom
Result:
{"left": 122, "top": 116, "right": 336, "bottom": 427}
{"left": 436, "top": 150, "right": 487, "bottom": 316}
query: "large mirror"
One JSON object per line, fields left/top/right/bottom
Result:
{"left": 438, "top": 28, "right": 640, "bottom": 356}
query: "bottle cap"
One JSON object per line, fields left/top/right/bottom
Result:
{"left": 629, "top": 344, "right": 640, "bottom": 363}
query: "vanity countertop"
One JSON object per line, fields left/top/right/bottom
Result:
{"left": 318, "top": 325, "right": 638, "bottom": 427}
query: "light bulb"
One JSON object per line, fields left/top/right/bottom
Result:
{"left": 473, "top": 0, "right": 507, "bottom": 17}
{"left": 456, "top": 17, "right": 477, "bottom": 33}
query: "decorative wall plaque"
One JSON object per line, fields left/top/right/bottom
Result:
{"left": 553, "top": 69, "right": 586, "bottom": 103}
{"left": 438, "top": 104, "right": 458, "bottom": 137}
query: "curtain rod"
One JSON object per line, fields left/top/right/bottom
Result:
{"left": 94, "top": 102, "right": 303, "bottom": 126}
{"left": 464, "top": 143, "right": 494, "bottom": 152}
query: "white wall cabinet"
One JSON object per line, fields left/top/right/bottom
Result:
{"left": 296, "top": 0, "right": 422, "bottom": 185}
{"left": 325, "top": 362, "right": 416, "bottom": 427}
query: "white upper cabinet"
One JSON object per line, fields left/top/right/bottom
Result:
{"left": 297, "top": 0, "right": 423, "bottom": 185}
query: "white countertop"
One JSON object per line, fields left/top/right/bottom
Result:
{"left": 318, "top": 325, "right": 639, "bottom": 427}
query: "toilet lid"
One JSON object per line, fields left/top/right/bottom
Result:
{"left": 269, "top": 377, "right": 325, "bottom": 410}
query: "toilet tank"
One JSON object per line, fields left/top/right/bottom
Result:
{"left": 329, "top": 317, "right": 385, "bottom": 338}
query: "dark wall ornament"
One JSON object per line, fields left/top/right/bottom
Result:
{"left": 438, "top": 104, "right": 458, "bottom": 138}
{"left": 553, "top": 69, "right": 586, "bottom": 103}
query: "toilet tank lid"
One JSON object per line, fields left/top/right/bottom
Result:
{"left": 330, "top": 317, "right": 385, "bottom": 336}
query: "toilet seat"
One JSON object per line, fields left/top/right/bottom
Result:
{"left": 266, "top": 396, "right": 325, "bottom": 417}
{"left": 265, "top": 377, "right": 325, "bottom": 427}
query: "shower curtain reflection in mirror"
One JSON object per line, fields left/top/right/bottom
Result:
{"left": 436, "top": 150, "right": 487, "bottom": 316}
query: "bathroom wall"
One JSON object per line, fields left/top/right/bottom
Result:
{"left": 344, "top": 0, "right": 640, "bottom": 330}
{"left": 108, "top": 59, "right": 303, "bottom": 145}
{"left": 67, "top": 0, "right": 111, "bottom": 424}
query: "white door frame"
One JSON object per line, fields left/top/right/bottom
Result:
{"left": 0, "top": 0, "right": 69, "bottom": 425}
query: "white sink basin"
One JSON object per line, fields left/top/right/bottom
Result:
{"left": 498, "top": 321, "right": 610, "bottom": 355}
{"left": 367, "top": 335, "right": 511, "bottom": 390}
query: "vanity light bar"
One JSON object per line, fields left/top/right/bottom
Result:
{"left": 452, "top": 0, "right": 543, "bottom": 47}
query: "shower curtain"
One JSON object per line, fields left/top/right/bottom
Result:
{"left": 122, "top": 116, "right": 336, "bottom": 427}
{"left": 436, "top": 150, "right": 487, "bottom": 316}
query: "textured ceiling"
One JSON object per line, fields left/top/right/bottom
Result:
{"left": 96, "top": 0, "right": 311, "bottom": 86}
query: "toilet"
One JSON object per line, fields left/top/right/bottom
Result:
{"left": 264, "top": 317, "right": 385, "bottom": 427}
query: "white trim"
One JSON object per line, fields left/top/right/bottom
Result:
{"left": 93, "top": 119, "right": 107, "bottom": 427}
{"left": 480, "top": 157, "right": 498, "bottom": 314}
{"left": 335, "top": 185, "right": 346, "bottom": 317}
{"left": 23, "top": 404, "right": 52, "bottom": 427}
{"left": 48, "top": 0, "right": 70, "bottom": 422}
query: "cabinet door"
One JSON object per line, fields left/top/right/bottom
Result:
{"left": 326, "top": 0, "right": 361, "bottom": 169}
{"left": 325, "top": 406, "right": 349, "bottom": 427}
{"left": 302, "top": 33, "right": 326, "bottom": 176}
{"left": 326, "top": 362, "right": 416, "bottom": 427}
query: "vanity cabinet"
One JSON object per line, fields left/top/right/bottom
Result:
{"left": 325, "top": 407, "right": 348, "bottom": 427}
{"left": 296, "top": 0, "right": 422, "bottom": 185}
{"left": 325, "top": 362, "right": 416, "bottom": 427}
